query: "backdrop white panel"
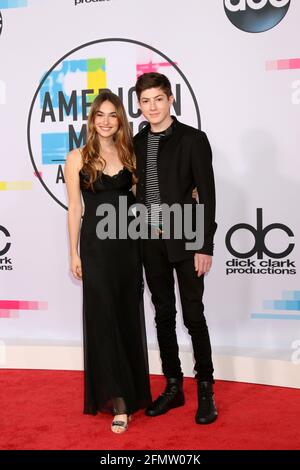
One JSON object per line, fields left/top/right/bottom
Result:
{"left": 0, "top": 0, "right": 299, "bottom": 387}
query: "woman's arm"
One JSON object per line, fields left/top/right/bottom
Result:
{"left": 131, "top": 184, "right": 136, "bottom": 196}
{"left": 64, "top": 149, "right": 83, "bottom": 280}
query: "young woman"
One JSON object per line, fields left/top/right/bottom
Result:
{"left": 64, "top": 91, "right": 151, "bottom": 434}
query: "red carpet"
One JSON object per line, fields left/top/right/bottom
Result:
{"left": 0, "top": 370, "right": 299, "bottom": 450}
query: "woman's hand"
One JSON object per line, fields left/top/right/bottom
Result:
{"left": 70, "top": 253, "right": 82, "bottom": 280}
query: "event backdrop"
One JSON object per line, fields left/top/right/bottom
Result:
{"left": 0, "top": 0, "right": 299, "bottom": 387}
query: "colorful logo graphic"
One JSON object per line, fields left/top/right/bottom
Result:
{"left": 0, "top": 180, "right": 32, "bottom": 190}
{"left": 265, "top": 57, "right": 300, "bottom": 105}
{"left": 224, "top": 0, "right": 291, "bottom": 33}
{"left": 0, "top": 0, "right": 27, "bottom": 8}
{"left": 39, "top": 58, "right": 106, "bottom": 166}
{"left": 266, "top": 58, "right": 300, "bottom": 71}
{"left": 0, "top": 300, "right": 48, "bottom": 318}
{"left": 251, "top": 291, "right": 300, "bottom": 320}
{"left": 28, "top": 38, "right": 200, "bottom": 209}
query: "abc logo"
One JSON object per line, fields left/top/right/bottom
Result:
{"left": 224, "top": 0, "right": 291, "bottom": 33}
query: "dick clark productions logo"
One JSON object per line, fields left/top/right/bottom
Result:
{"left": 0, "top": 225, "right": 12, "bottom": 271}
{"left": 224, "top": 0, "right": 291, "bottom": 33}
{"left": 225, "top": 209, "right": 296, "bottom": 275}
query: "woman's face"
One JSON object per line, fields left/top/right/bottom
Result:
{"left": 94, "top": 100, "right": 119, "bottom": 139}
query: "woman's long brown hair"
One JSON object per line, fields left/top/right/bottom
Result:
{"left": 81, "top": 91, "right": 137, "bottom": 190}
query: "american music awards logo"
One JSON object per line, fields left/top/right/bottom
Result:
{"left": 27, "top": 38, "right": 200, "bottom": 210}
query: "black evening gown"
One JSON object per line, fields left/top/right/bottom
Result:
{"left": 79, "top": 167, "right": 152, "bottom": 415}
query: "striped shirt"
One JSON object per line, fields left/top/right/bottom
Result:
{"left": 145, "top": 131, "right": 164, "bottom": 227}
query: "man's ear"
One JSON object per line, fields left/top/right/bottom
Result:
{"left": 169, "top": 95, "right": 174, "bottom": 106}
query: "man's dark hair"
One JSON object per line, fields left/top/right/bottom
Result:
{"left": 135, "top": 72, "right": 173, "bottom": 101}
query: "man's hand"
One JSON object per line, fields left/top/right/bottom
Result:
{"left": 194, "top": 253, "right": 212, "bottom": 277}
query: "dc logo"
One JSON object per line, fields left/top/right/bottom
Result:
{"left": 225, "top": 209, "right": 294, "bottom": 259}
{"left": 0, "top": 225, "right": 11, "bottom": 257}
{"left": 224, "top": 0, "right": 291, "bottom": 33}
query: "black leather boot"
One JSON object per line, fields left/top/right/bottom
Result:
{"left": 145, "top": 377, "right": 185, "bottom": 417}
{"left": 195, "top": 381, "right": 218, "bottom": 424}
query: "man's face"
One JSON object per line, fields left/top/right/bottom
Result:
{"left": 138, "top": 87, "right": 174, "bottom": 127}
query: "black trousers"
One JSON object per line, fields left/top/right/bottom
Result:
{"left": 142, "top": 237, "right": 214, "bottom": 383}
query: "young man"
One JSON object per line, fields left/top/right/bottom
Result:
{"left": 133, "top": 72, "right": 218, "bottom": 424}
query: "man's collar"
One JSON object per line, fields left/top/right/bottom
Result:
{"left": 135, "top": 116, "right": 179, "bottom": 141}
{"left": 148, "top": 115, "right": 178, "bottom": 138}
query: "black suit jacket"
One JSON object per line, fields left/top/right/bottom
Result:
{"left": 133, "top": 117, "right": 217, "bottom": 262}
